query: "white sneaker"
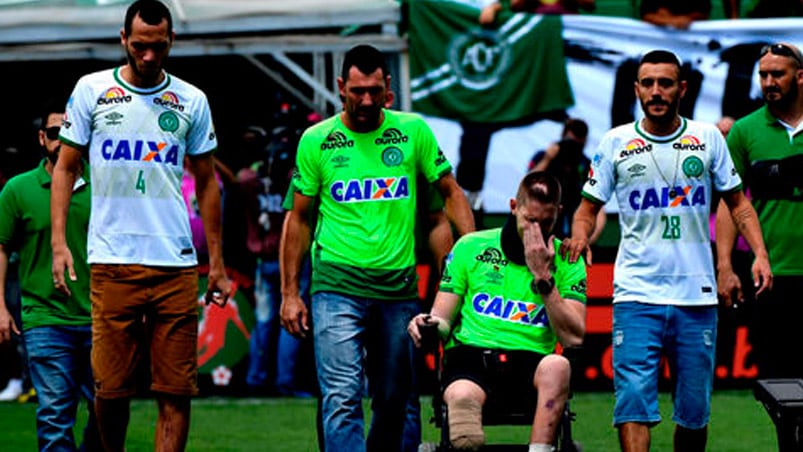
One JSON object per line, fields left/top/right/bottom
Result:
{"left": 0, "top": 379, "right": 23, "bottom": 402}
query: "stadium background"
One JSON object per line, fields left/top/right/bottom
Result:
{"left": 0, "top": 0, "right": 790, "bottom": 394}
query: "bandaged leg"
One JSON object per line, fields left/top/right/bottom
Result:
{"left": 448, "top": 397, "right": 485, "bottom": 451}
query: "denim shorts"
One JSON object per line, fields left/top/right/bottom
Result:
{"left": 612, "top": 301, "right": 717, "bottom": 429}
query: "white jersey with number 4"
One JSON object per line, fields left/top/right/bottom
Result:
{"left": 61, "top": 67, "right": 217, "bottom": 266}
{"left": 582, "top": 118, "right": 741, "bottom": 306}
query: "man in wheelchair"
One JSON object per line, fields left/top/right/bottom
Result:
{"left": 408, "top": 171, "right": 587, "bottom": 451}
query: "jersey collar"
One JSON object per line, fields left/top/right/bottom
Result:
{"left": 634, "top": 117, "right": 688, "bottom": 144}
{"left": 113, "top": 66, "right": 171, "bottom": 95}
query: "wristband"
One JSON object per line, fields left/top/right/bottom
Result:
{"left": 530, "top": 276, "right": 555, "bottom": 295}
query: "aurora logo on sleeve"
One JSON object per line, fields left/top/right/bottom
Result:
{"left": 374, "top": 128, "right": 409, "bottom": 145}
{"left": 97, "top": 87, "right": 132, "bottom": 105}
{"left": 619, "top": 138, "right": 653, "bottom": 159}
{"left": 321, "top": 131, "right": 354, "bottom": 150}
{"left": 153, "top": 91, "right": 185, "bottom": 112}
{"left": 330, "top": 176, "right": 410, "bottom": 202}
{"left": 475, "top": 247, "right": 508, "bottom": 266}
{"left": 673, "top": 135, "right": 706, "bottom": 151}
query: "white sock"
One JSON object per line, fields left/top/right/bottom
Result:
{"left": 0, "top": 379, "right": 24, "bottom": 400}
{"left": 528, "top": 443, "right": 555, "bottom": 452}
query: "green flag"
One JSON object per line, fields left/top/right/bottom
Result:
{"left": 409, "top": 0, "right": 574, "bottom": 123}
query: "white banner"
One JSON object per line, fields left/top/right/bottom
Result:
{"left": 421, "top": 15, "right": 803, "bottom": 213}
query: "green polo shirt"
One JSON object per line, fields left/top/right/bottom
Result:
{"left": 0, "top": 159, "right": 92, "bottom": 330}
{"left": 727, "top": 106, "right": 803, "bottom": 275}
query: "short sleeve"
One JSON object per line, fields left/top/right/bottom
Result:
{"left": 293, "top": 131, "right": 322, "bottom": 198}
{"left": 709, "top": 128, "right": 742, "bottom": 193}
{"left": 581, "top": 134, "right": 616, "bottom": 204}
{"left": 185, "top": 92, "right": 217, "bottom": 156}
{"left": 61, "top": 78, "right": 95, "bottom": 148}
{"left": 414, "top": 117, "right": 453, "bottom": 183}
{"left": 0, "top": 180, "right": 20, "bottom": 245}
{"left": 438, "top": 236, "right": 470, "bottom": 296}
{"left": 725, "top": 121, "right": 748, "bottom": 179}
{"left": 554, "top": 238, "right": 587, "bottom": 304}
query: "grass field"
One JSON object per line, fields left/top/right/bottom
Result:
{"left": 0, "top": 390, "right": 777, "bottom": 451}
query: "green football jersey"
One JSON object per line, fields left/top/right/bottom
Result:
{"left": 293, "top": 109, "right": 452, "bottom": 299}
{"left": 440, "top": 228, "right": 586, "bottom": 354}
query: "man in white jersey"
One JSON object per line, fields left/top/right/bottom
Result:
{"left": 561, "top": 50, "right": 772, "bottom": 452}
{"left": 50, "top": 1, "right": 230, "bottom": 450}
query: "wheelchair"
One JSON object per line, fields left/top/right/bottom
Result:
{"left": 417, "top": 324, "right": 582, "bottom": 452}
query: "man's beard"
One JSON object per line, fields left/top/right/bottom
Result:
{"left": 348, "top": 105, "right": 381, "bottom": 132}
{"left": 126, "top": 48, "right": 162, "bottom": 84}
{"left": 642, "top": 96, "right": 680, "bottom": 125}
{"left": 765, "top": 83, "right": 798, "bottom": 110}
{"left": 44, "top": 146, "right": 59, "bottom": 166}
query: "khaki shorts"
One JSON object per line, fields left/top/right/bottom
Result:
{"left": 90, "top": 264, "right": 199, "bottom": 398}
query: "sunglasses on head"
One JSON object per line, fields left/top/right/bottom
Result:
{"left": 760, "top": 43, "right": 803, "bottom": 67}
{"left": 44, "top": 126, "right": 60, "bottom": 140}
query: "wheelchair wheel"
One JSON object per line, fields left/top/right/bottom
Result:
{"left": 556, "top": 402, "right": 581, "bottom": 452}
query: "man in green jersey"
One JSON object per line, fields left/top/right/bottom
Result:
{"left": 280, "top": 44, "right": 474, "bottom": 452}
{"left": 408, "top": 172, "right": 586, "bottom": 451}
{"left": 0, "top": 100, "right": 101, "bottom": 451}
{"left": 717, "top": 42, "right": 803, "bottom": 379}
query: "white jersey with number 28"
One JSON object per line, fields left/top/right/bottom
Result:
{"left": 582, "top": 118, "right": 741, "bottom": 306}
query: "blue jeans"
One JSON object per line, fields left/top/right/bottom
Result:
{"left": 24, "top": 325, "right": 101, "bottom": 452}
{"left": 313, "top": 291, "right": 420, "bottom": 452}
{"left": 4, "top": 265, "right": 29, "bottom": 383}
{"left": 612, "top": 302, "right": 717, "bottom": 429}
{"left": 247, "top": 259, "right": 309, "bottom": 395}
{"left": 402, "top": 387, "right": 421, "bottom": 452}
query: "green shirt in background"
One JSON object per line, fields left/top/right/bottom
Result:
{"left": 727, "top": 105, "right": 803, "bottom": 276}
{"left": 0, "top": 159, "right": 91, "bottom": 330}
{"left": 440, "top": 228, "right": 586, "bottom": 354}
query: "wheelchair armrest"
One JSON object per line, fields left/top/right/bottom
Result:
{"left": 418, "top": 321, "right": 441, "bottom": 352}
